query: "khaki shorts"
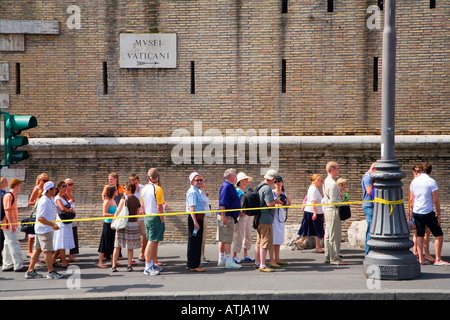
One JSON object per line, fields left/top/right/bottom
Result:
{"left": 256, "top": 224, "right": 273, "bottom": 250}
{"left": 216, "top": 215, "right": 235, "bottom": 243}
{"left": 138, "top": 220, "right": 146, "bottom": 236}
{"left": 35, "top": 231, "right": 54, "bottom": 252}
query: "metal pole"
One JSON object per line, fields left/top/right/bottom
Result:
{"left": 363, "top": 0, "right": 420, "bottom": 280}
{"left": 380, "top": 0, "right": 396, "bottom": 161}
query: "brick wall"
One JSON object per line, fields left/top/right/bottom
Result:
{"left": 12, "top": 139, "right": 449, "bottom": 247}
{"left": 1, "top": 1, "right": 449, "bottom": 247}
{"left": 0, "top": 0, "right": 448, "bottom": 137}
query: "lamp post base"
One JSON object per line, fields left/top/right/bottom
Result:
{"left": 363, "top": 240, "right": 420, "bottom": 280}
{"left": 363, "top": 160, "right": 420, "bottom": 280}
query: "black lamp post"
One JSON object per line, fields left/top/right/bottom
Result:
{"left": 363, "top": 0, "right": 420, "bottom": 280}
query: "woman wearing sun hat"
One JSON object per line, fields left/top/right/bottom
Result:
{"left": 232, "top": 172, "right": 255, "bottom": 263}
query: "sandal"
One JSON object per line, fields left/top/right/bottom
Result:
{"left": 97, "top": 264, "right": 107, "bottom": 269}
{"left": 127, "top": 266, "right": 134, "bottom": 272}
{"left": 425, "top": 256, "right": 435, "bottom": 263}
{"left": 111, "top": 266, "right": 118, "bottom": 272}
{"left": 295, "top": 240, "right": 304, "bottom": 250}
{"left": 434, "top": 261, "right": 450, "bottom": 266}
{"left": 269, "top": 263, "right": 280, "bottom": 268}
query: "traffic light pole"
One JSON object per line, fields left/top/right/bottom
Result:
{"left": 363, "top": 0, "right": 420, "bottom": 280}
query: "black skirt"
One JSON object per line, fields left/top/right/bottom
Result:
{"left": 98, "top": 221, "right": 116, "bottom": 259}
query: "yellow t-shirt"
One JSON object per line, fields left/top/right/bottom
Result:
{"left": 140, "top": 183, "right": 164, "bottom": 215}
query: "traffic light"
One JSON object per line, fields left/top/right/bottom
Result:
{"left": 3, "top": 112, "right": 37, "bottom": 166}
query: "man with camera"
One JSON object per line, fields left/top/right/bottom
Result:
{"left": 254, "top": 170, "right": 284, "bottom": 272}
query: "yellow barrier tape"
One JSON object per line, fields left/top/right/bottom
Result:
{"left": 374, "top": 197, "right": 404, "bottom": 215}
{"left": 1, "top": 198, "right": 404, "bottom": 226}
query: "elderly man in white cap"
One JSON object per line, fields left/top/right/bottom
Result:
{"left": 254, "top": 169, "right": 283, "bottom": 272}
{"left": 232, "top": 172, "right": 255, "bottom": 263}
{"left": 185, "top": 172, "right": 206, "bottom": 272}
{"left": 26, "top": 181, "right": 64, "bottom": 279}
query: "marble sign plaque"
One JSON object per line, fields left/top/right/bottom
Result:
{"left": 120, "top": 33, "right": 177, "bottom": 68}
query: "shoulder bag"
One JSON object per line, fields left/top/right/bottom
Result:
{"left": 323, "top": 184, "right": 351, "bottom": 220}
{"left": 111, "top": 196, "right": 129, "bottom": 230}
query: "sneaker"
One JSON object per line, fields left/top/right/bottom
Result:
{"left": 225, "top": 261, "right": 242, "bottom": 269}
{"left": 233, "top": 257, "right": 241, "bottom": 264}
{"left": 47, "top": 270, "right": 64, "bottom": 279}
{"left": 25, "top": 270, "right": 43, "bottom": 279}
{"left": 153, "top": 264, "right": 163, "bottom": 272}
{"left": 217, "top": 260, "right": 225, "bottom": 267}
{"left": 259, "top": 266, "right": 274, "bottom": 272}
{"left": 14, "top": 266, "right": 28, "bottom": 272}
{"left": 242, "top": 256, "right": 255, "bottom": 262}
{"left": 143, "top": 267, "right": 160, "bottom": 276}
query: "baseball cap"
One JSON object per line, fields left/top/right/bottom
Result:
{"left": 43, "top": 181, "right": 55, "bottom": 194}
{"left": 264, "top": 169, "right": 277, "bottom": 180}
{"left": 189, "top": 172, "right": 201, "bottom": 182}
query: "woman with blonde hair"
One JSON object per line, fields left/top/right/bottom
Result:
{"left": 296, "top": 174, "right": 325, "bottom": 253}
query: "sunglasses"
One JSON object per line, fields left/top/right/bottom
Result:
{"left": 194, "top": 179, "right": 203, "bottom": 182}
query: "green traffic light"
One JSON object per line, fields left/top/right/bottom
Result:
{"left": 3, "top": 113, "right": 38, "bottom": 166}
{"left": 5, "top": 115, "right": 37, "bottom": 133}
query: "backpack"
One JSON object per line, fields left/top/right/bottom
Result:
{"left": 240, "top": 183, "right": 267, "bottom": 217}
{"left": 241, "top": 183, "right": 268, "bottom": 229}
{"left": 0, "top": 191, "right": 14, "bottom": 221}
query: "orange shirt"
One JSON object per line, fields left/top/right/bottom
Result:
{"left": 1, "top": 192, "right": 18, "bottom": 231}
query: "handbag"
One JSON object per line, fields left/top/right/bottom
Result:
{"left": 21, "top": 211, "right": 36, "bottom": 234}
{"left": 111, "top": 196, "right": 129, "bottom": 230}
{"left": 339, "top": 205, "right": 351, "bottom": 220}
{"left": 21, "top": 195, "right": 36, "bottom": 234}
{"left": 58, "top": 211, "right": 76, "bottom": 224}
{"left": 58, "top": 202, "right": 75, "bottom": 224}
{"left": 323, "top": 183, "right": 351, "bottom": 221}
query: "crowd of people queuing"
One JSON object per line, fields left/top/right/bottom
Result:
{"left": 0, "top": 160, "right": 447, "bottom": 280}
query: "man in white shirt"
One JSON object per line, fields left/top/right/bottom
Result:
{"left": 410, "top": 162, "right": 449, "bottom": 266}
{"left": 141, "top": 168, "right": 165, "bottom": 276}
{"left": 26, "top": 181, "right": 64, "bottom": 279}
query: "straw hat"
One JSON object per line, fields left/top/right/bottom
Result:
{"left": 236, "top": 172, "right": 253, "bottom": 183}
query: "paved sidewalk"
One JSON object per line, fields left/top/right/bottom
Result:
{"left": 1, "top": 242, "right": 450, "bottom": 300}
